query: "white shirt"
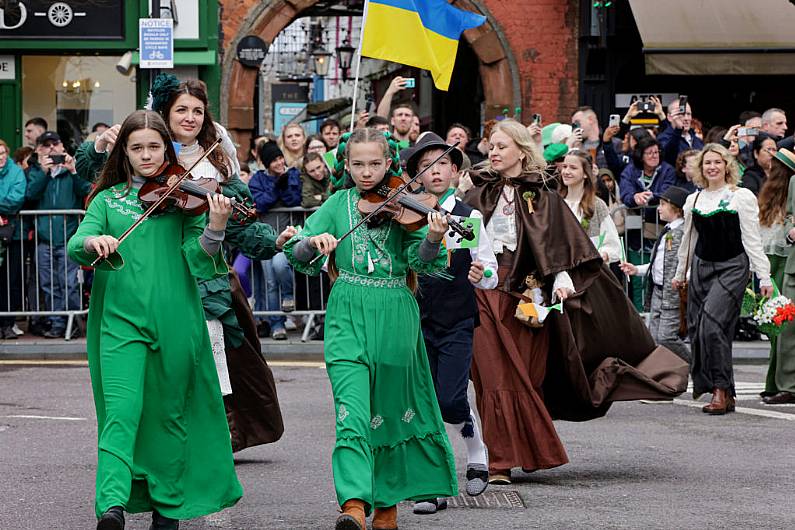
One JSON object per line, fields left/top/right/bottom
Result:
{"left": 440, "top": 193, "right": 498, "bottom": 289}
{"left": 675, "top": 186, "right": 771, "bottom": 286}
{"left": 636, "top": 218, "right": 684, "bottom": 285}
{"left": 486, "top": 186, "right": 518, "bottom": 253}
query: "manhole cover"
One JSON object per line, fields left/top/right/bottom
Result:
{"left": 402, "top": 491, "right": 525, "bottom": 509}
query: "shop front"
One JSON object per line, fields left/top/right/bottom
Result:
{"left": 0, "top": 0, "right": 220, "bottom": 151}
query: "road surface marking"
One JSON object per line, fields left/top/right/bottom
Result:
{"left": 2, "top": 414, "right": 86, "bottom": 421}
{"left": 673, "top": 399, "right": 795, "bottom": 421}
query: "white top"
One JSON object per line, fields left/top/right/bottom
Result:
{"left": 440, "top": 194, "right": 498, "bottom": 290}
{"left": 178, "top": 122, "right": 240, "bottom": 182}
{"left": 636, "top": 217, "right": 684, "bottom": 284}
{"left": 563, "top": 197, "right": 622, "bottom": 263}
{"left": 486, "top": 186, "right": 518, "bottom": 253}
{"left": 674, "top": 186, "right": 771, "bottom": 286}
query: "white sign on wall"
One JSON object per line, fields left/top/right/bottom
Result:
{"left": 0, "top": 55, "right": 15, "bottom": 80}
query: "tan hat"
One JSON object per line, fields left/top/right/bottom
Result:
{"left": 774, "top": 148, "right": 795, "bottom": 172}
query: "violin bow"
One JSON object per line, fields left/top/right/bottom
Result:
{"left": 308, "top": 142, "right": 460, "bottom": 265}
{"left": 90, "top": 138, "right": 223, "bottom": 267}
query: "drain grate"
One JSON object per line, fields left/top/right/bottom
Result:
{"left": 403, "top": 490, "right": 525, "bottom": 509}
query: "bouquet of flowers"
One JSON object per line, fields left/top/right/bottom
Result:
{"left": 752, "top": 295, "right": 795, "bottom": 338}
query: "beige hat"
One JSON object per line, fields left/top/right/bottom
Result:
{"left": 774, "top": 148, "right": 795, "bottom": 173}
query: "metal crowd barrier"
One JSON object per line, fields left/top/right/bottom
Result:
{"left": 0, "top": 210, "right": 88, "bottom": 341}
{"left": 613, "top": 203, "right": 661, "bottom": 312}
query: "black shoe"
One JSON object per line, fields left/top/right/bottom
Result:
{"left": 1, "top": 327, "right": 18, "bottom": 340}
{"left": 28, "top": 319, "right": 50, "bottom": 336}
{"left": 257, "top": 321, "right": 271, "bottom": 338}
{"left": 97, "top": 506, "right": 125, "bottom": 530}
{"left": 150, "top": 510, "right": 179, "bottom": 530}
{"left": 43, "top": 329, "right": 65, "bottom": 339}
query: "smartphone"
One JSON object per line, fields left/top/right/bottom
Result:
{"left": 738, "top": 127, "right": 759, "bottom": 137}
{"left": 532, "top": 113, "right": 542, "bottom": 125}
{"left": 50, "top": 154, "right": 66, "bottom": 164}
{"left": 403, "top": 78, "right": 416, "bottom": 89}
{"left": 678, "top": 94, "right": 688, "bottom": 114}
{"left": 572, "top": 120, "right": 581, "bottom": 130}
{"left": 608, "top": 114, "right": 620, "bottom": 128}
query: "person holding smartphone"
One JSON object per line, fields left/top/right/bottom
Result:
{"left": 658, "top": 98, "right": 704, "bottom": 166}
{"left": 26, "top": 131, "right": 93, "bottom": 339}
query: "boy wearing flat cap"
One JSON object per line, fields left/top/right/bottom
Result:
{"left": 404, "top": 133, "right": 499, "bottom": 514}
{"left": 621, "top": 186, "right": 691, "bottom": 364}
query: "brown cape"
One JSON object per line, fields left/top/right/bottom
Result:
{"left": 223, "top": 271, "right": 285, "bottom": 451}
{"left": 465, "top": 169, "right": 688, "bottom": 421}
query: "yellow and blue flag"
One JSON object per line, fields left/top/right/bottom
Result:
{"left": 361, "top": 0, "right": 486, "bottom": 91}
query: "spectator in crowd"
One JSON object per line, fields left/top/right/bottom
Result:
{"left": 239, "top": 164, "right": 251, "bottom": 185}
{"left": 365, "top": 114, "right": 390, "bottom": 132}
{"left": 543, "top": 143, "right": 568, "bottom": 176}
{"left": 674, "top": 149, "right": 700, "bottom": 193}
{"left": 248, "top": 141, "right": 301, "bottom": 340}
{"left": 559, "top": 150, "right": 621, "bottom": 264}
{"left": 278, "top": 123, "right": 306, "bottom": 168}
{"left": 0, "top": 139, "right": 27, "bottom": 340}
{"left": 24, "top": 117, "right": 47, "bottom": 148}
{"left": 305, "top": 134, "right": 327, "bottom": 156}
{"left": 596, "top": 167, "right": 626, "bottom": 240}
{"left": 620, "top": 186, "right": 691, "bottom": 363}
{"left": 320, "top": 119, "right": 341, "bottom": 151}
{"left": 658, "top": 99, "right": 704, "bottom": 166}
{"left": 619, "top": 136, "right": 677, "bottom": 221}
{"left": 25, "top": 131, "right": 91, "bottom": 339}
{"left": 409, "top": 115, "right": 421, "bottom": 144}
{"left": 446, "top": 123, "right": 471, "bottom": 151}
{"left": 91, "top": 122, "right": 110, "bottom": 135}
{"left": 604, "top": 124, "right": 653, "bottom": 183}
{"left": 757, "top": 150, "right": 795, "bottom": 401}
{"left": 246, "top": 135, "right": 269, "bottom": 174}
{"left": 673, "top": 144, "right": 772, "bottom": 415}
{"left": 12, "top": 146, "right": 33, "bottom": 171}
{"left": 390, "top": 103, "right": 416, "bottom": 148}
{"left": 300, "top": 152, "right": 330, "bottom": 209}
{"left": 704, "top": 126, "right": 728, "bottom": 145}
{"left": 760, "top": 107, "right": 787, "bottom": 140}
{"left": 740, "top": 133, "right": 777, "bottom": 196}
{"left": 571, "top": 106, "right": 609, "bottom": 168}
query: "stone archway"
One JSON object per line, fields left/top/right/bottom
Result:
{"left": 221, "top": 0, "right": 521, "bottom": 158}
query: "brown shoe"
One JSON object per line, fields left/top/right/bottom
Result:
{"left": 373, "top": 505, "right": 398, "bottom": 530}
{"left": 702, "top": 388, "right": 731, "bottom": 415}
{"left": 726, "top": 392, "right": 736, "bottom": 412}
{"left": 336, "top": 499, "right": 366, "bottom": 530}
{"left": 763, "top": 391, "right": 795, "bottom": 405}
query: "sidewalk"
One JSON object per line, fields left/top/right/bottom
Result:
{"left": 0, "top": 332, "right": 770, "bottom": 363}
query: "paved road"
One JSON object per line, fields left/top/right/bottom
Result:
{"left": 1, "top": 361, "right": 793, "bottom": 529}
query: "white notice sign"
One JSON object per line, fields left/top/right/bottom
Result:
{"left": 0, "top": 56, "right": 15, "bottom": 81}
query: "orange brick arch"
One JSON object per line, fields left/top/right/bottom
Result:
{"left": 219, "top": 0, "right": 578, "bottom": 158}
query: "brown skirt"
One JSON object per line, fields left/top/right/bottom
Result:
{"left": 472, "top": 287, "right": 569, "bottom": 474}
{"left": 224, "top": 271, "right": 285, "bottom": 452}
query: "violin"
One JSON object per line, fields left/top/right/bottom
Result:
{"left": 138, "top": 162, "right": 257, "bottom": 222}
{"left": 358, "top": 175, "right": 475, "bottom": 241}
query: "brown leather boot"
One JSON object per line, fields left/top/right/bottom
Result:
{"left": 336, "top": 499, "right": 366, "bottom": 530}
{"left": 702, "top": 388, "right": 729, "bottom": 415}
{"left": 726, "top": 391, "right": 736, "bottom": 412}
{"left": 372, "top": 505, "right": 398, "bottom": 530}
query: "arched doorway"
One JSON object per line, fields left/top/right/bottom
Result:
{"left": 221, "top": 0, "right": 521, "bottom": 158}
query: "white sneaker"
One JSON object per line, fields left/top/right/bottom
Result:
{"left": 12, "top": 324, "right": 23, "bottom": 336}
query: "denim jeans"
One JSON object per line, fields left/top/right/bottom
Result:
{"left": 259, "top": 252, "right": 293, "bottom": 331}
{"left": 36, "top": 243, "right": 81, "bottom": 333}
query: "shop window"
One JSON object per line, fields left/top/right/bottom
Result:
{"left": 22, "top": 56, "right": 136, "bottom": 153}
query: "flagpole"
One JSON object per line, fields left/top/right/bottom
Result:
{"left": 348, "top": 0, "right": 370, "bottom": 132}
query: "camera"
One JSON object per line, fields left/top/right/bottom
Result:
{"left": 738, "top": 127, "right": 759, "bottom": 137}
{"left": 678, "top": 95, "right": 688, "bottom": 114}
{"left": 49, "top": 154, "right": 66, "bottom": 164}
{"left": 403, "top": 78, "right": 416, "bottom": 89}
{"left": 608, "top": 114, "right": 620, "bottom": 128}
{"left": 638, "top": 101, "right": 654, "bottom": 113}
{"left": 532, "top": 113, "right": 542, "bottom": 125}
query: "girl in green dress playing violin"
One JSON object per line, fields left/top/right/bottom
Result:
{"left": 67, "top": 110, "right": 242, "bottom": 530}
{"left": 284, "top": 128, "right": 458, "bottom": 530}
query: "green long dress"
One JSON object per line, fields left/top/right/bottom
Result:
{"left": 67, "top": 184, "right": 243, "bottom": 519}
{"left": 775, "top": 175, "right": 795, "bottom": 394}
{"left": 283, "top": 188, "right": 458, "bottom": 511}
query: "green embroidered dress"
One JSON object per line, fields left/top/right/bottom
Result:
{"left": 283, "top": 188, "right": 458, "bottom": 510}
{"left": 67, "top": 185, "right": 242, "bottom": 519}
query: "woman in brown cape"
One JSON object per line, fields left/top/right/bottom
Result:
{"left": 464, "top": 120, "right": 688, "bottom": 484}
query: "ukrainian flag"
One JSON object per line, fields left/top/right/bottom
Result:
{"left": 361, "top": 0, "right": 486, "bottom": 91}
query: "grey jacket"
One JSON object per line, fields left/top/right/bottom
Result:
{"left": 644, "top": 223, "right": 685, "bottom": 312}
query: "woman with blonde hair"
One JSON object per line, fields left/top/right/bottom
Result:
{"left": 279, "top": 123, "right": 307, "bottom": 168}
{"left": 465, "top": 120, "right": 687, "bottom": 484}
{"left": 674, "top": 143, "right": 773, "bottom": 415}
